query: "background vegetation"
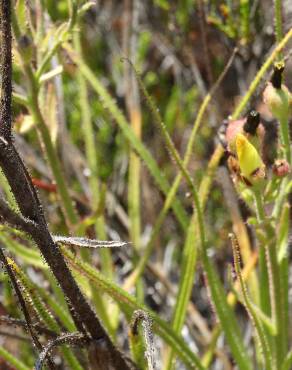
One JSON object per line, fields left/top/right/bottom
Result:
{"left": 0, "top": 0, "right": 291, "bottom": 369}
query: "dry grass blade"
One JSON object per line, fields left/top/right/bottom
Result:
{"left": 53, "top": 235, "right": 130, "bottom": 249}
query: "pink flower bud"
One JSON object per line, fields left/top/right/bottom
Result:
{"left": 263, "top": 62, "right": 291, "bottom": 121}
{"left": 272, "top": 159, "right": 290, "bottom": 177}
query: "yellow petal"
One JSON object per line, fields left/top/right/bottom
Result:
{"left": 235, "top": 134, "right": 265, "bottom": 183}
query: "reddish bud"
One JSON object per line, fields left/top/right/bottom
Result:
{"left": 272, "top": 159, "right": 290, "bottom": 177}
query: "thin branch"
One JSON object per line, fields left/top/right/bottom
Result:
{"left": 0, "top": 0, "right": 12, "bottom": 141}
{"left": 0, "top": 3, "right": 134, "bottom": 369}
{"left": 0, "top": 315, "right": 58, "bottom": 338}
{"left": 35, "top": 332, "right": 89, "bottom": 370}
{"left": 0, "top": 197, "right": 37, "bottom": 233}
{"left": 0, "top": 249, "right": 45, "bottom": 358}
{"left": 197, "top": 0, "right": 213, "bottom": 85}
{"left": 0, "top": 329, "right": 29, "bottom": 341}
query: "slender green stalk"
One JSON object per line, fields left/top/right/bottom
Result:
{"left": 254, "top": 190, "right": 288, "bottom": 367}
{"left": 8, "top": 258, "right": 83, "bottom": 370}
{"left": 240, "top": 0, "right": 250, "bottom": 44}
{"left": 73, "top": 34, "right": 110, "bottom": 264}
{"left": 273, "top": 0, "right": 283, "bottom": 45}
{"left": 132, "top": 68, "right": 253, "bottom": 370}
{"left": 62, "top": 247, "right": 205, "bottom": 370}
{"left": 253, "top": 189, "right": 265, "bottom": 223}
{"left": 130, "top": 62, "right": 205, "bottom": 251}
{"left": 279, "top": 116, "right": 291, "bottom": 164}
{"left": 231, "top": 234, "right": 273, "bottom": 370}
{"left": 12, "top": 92, "right": 29, "bottom": 106}
{"left": 35, "top": 0, "right": 77, "bottom": 80}
{"left": 123, "top": 185, "right": 176, "bottom": 290}
{"left": 36, "top": 284, "right": 76, "bottom": 332}
{"left": 0, "top": 346, "right": 30, "bottom": 370}
{"left": 265, "top": 233, "right": 288, "bottom": 367}
{"left": 282, "top": 349, "right": 292, "bottom": 370}
{"left": 123, "top": 1, "right": 144, "bottom": 305}
{"left": 202, "top": 252, "right": 258, "bottom": 367}
{"left": 0, "top": 171, "right": 18, "bottom": 210}
{"left": 163, "top": 219, "right": 199, "bottom": 370}
{"left": 12, "top": 8, "right": 78, "bottom": 227}
{"left": 65, "top": 45, "right": 188, "bottom": 230}
{"left": 72, "top": 30, "right": 116, "bottom": 335}
{"left": 123, "top": 51, "right": 236, "bottom": 290}
{"left": 253, "top": 190, "right": 271, "bottom": 318}
{"left": 272, "top": 177, "right": 290, "bottom": 219}
{"left": 201, "top": 251, "right": 253, "bottom": 370}
{"left": 130, "top": 64, "right": 212, "bottom": 370}
{"left": 232, "top": 28, "right": 292, "bottom": 119}
{"left": 124, "top": 1, "right": 142, "bottom": 255}
{"left": 0, "top": 232, "right": 46, "bottom": 269}
{"left": 184, "top": 28, "right": 292, "bottom": 367}
{"left": 30, "top": 100, "right": 78, "bottom": 225}
{"left": 130, "top": 311, "right": 156, "bottom": 370}
{"left": 128, "top": 149, "right": 141, "bottom": 250}
{"left": 276, "top": 204, "right": 289, "bottom": 359}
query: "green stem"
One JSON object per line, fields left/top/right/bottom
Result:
{"left": 68, "top": 47, "right": 188, "bottom": 229}
{"left": 12, "top": 7, "right": 78, "bottom": 227}
{"left": 279, "top": 116, "right": 291, "bottom": 164}
{"left": 240, "top": 0, "right": 250, "bottom": 44}
{"left": 273, "top": 0, "right": 283, "bottom": 45}
{"left": 253, "top": 189, "right": 271, "bottom": 319}
{"left": 254, "top": 190, "right": 287, "bottom": 367}
{"left": 73, "top": 31, "right": 112, "bottom": 275}
{"left": 265, "top": 230, "right": 287, "bottom": 367}
{"left": 201, "top": 252, "right": 253, "bottom": 370}
{"left": 253, "top": 190, "right": 265, "bottom": 223}
{"left": 0, "top": 346, "right": 30, "bottom": 370}
{"left": 123, "top": 2, "right": 144, "bottom": 304}
{"left": 35, "top": 0, "right": 77, "bottom": 80}
{"left": 73, "top": 31, "right": 115, "bottom": 335}
{"left": 231, "top": 234, "right": 273, "bottom": 370}
{"left": 63, "top": 247, "right": 205, "bottom": 370}
{"left": 232, "top": 28, "right": 292, "bottom": 119}
{"left": 156, "top": 147, "right": 250, "bottom": 370}
{"left": 194, "top": 30, "right": 292, "bottom": 366}
{"left": 282, "top": 349, "right": 292, "bottom": 370}
{"left": 30, "top": 100, "right": 78, "bottom": 225}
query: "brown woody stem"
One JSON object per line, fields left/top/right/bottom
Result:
{"left": 0, "top": 2, "right": 133, "bottom": 368}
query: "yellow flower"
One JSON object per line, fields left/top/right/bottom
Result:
{"left": 235, "top": 134, "right": 265, "bottom": 185}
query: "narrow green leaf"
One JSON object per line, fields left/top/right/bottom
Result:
{"left": 281, "top": 349, "right": 292, "bottom": 370}
{"left": 0, "top": 346, "right": 30, "bottom": 370}
{"left": 231, "top": 234, "right": 273, "bottom": 370}
{"left": 63, "top": 248, "right": 205, "bottom": 370}
{"left": 0, "top": 233, "right": 47, "bottom": 269}
{"left": 277, "top": 203, "right": 290, "bottom": 261}
{"left": 9, "top": 259, "right": 83, "bottom": 370}
{"left": 65, "top": 46, "right": 188, "bottom": 231}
